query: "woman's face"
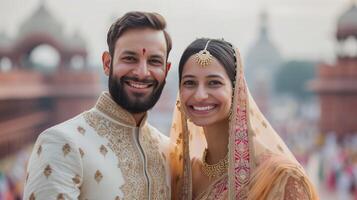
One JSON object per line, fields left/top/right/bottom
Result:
{"left": 180, "top": 55, "right": 233, "bottom": 127}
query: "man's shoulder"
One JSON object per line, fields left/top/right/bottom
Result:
{"left": 38, "top": 112, "right": 88, "bottom": 143}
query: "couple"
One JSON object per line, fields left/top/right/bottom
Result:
{"left": 23, "top": 11, "right": 318, "bottom": 199}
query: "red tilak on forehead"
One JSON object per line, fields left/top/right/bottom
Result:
{"left": 142, "top": 48, "right": 146, "bottom": 55}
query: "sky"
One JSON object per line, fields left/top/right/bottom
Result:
{"left": 0, "top": 0, "right": 355, "bottom": 134}
{"left": 0, "top": 0, "right": 354, "bottom": 67}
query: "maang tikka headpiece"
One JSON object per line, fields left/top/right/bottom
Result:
{"left": 195, "top": 40, "right": 213, "bottom": 67}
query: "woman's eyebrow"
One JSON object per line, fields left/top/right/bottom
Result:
{"left": 206, "top": 74, "right": 224, "bottom": 79}
{"left": 182, "top": 74, "right": 196, "bottom": 79}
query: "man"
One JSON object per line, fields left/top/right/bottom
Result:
{"left": 23, "top": 11, "right": 172, "bottom": 200}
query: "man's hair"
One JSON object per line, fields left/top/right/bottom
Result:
{"left": 107, "top": 11, "right": 172, "bottom": 58}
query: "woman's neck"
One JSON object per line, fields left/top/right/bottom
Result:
{"left": 202, "top": 119, "right": 229, "bottom": 164}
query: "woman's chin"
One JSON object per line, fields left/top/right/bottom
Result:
{"left": 189, "top": 118, "right": 213, "bottom": 127}
{"left": 189, "top": 115, "right": 230, "bottom": 127}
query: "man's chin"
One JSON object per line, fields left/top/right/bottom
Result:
{"left": 126, "top": 92, "right": 152, "bottom": 101}
{"left": 124, "top": 98, "right": 155, "bottom": 113}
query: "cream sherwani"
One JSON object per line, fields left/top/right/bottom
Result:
{"left": 23, "top": 92, "right": 171, "bottom": 200}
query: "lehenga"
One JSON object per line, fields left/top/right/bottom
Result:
{"left": 169, "top": 48, "right": 319, "bottom": 200}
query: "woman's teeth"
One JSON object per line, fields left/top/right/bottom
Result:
{"left": 192, "top": 105, "right": 215, "bottom": 111}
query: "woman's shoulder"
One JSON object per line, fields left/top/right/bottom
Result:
{"left": 250, "top": 154, "right": 319, "bottom": 200}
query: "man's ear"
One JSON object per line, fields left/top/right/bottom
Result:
{"left": 165, "top": 62, "right": 171, "bottom": 76}
{"left": 102, "top": 51, "right": 111, "bottom": 76}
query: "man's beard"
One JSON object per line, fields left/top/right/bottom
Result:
{"left": 108, "top": 70, "right": 166, "bottom": 114}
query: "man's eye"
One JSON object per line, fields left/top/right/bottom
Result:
{"left": 122, "top": 56, "right": 137, "bottom": 62}
{"left": 149, "top": 59, "right": 163, "bottom": 66}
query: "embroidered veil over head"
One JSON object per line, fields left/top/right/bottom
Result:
{"left": 169, "top": 42, "right": 318, "bottom": 200}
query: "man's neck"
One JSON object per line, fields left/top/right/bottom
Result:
{"left": 132, "top": 112, "right": 146, "bottom": 126}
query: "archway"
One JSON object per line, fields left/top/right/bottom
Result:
{"left": 25, "top": 44, "right": 60, "bottom": 73}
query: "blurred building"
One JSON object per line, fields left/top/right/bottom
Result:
{"left": 0, "top": 3, "right": 101, "bottom": 158}
{"left": 310, "top": 2, "right": 357, "bottom": 137}
{"left": 245, "top": 10, "right": 283, "bottom": 115}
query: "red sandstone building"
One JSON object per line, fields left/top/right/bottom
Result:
{"left": 0, "top": 4, "right": 101, "bottom": 158}
{"left": 310, "top": 3, "right": 357, "bottom": 137}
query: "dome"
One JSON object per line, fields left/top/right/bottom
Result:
{"left": 18, "top": 3, "right": 64, "bottom": 39}
{"left": 337, "top": 4, "right": 357, "bottom": 40}
{"left": 245, "top": 10, "right": 282, "bottom": 84}
{"left": 66, "top": 31, "right": 87, "bottom": 50}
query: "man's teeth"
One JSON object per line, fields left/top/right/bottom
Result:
{"left": 128, "top": 82, "right": 150, "bottom": 89}
{"left": 192, "top": 105, "right": 215, "bottom": 111}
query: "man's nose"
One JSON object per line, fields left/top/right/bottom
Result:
{"left": 133, "top": 61, "right": 150, "bottom": 79}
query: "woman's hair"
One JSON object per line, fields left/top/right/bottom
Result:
{"left": 178, "top": 38, "right": 236, "bottom": 85}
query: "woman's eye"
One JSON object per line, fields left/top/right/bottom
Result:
{"left": 182, "top": 80, "right": 196, "bottom": 87}
{"left": 208, "top": 80, "right": 222, "bottom": 86}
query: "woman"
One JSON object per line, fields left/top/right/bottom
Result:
{"left": 170, "top": 38, "right": 319, "bottom": 200}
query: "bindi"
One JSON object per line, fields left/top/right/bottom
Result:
{"left": 142, "top": 48, "right": 146, "bottom": 55}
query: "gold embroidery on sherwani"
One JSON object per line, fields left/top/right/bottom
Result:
{"left": 100, "top": 144, "right": 108, "bottom": 156}
{"left": 62, "top": 143, "right": 71, "bottom": 156}
{"left": 44, "top": 164, "right": 52, "bottom": 178}
{"left": 57, "top": 193, "right": 65, "bottom": 200}
{"left": 141, "top": 128, "right": 170, "bottom": 199}
{"left": 29, "top": 192, "right": 35, "bottom": 200}
{"left": 37, "top": 145, "right": 42, "bottom": 156}
{"left": 94, "top": 170, "right": 103, "bottom": 183}
{"left": 84, "top": 111, "right": 147, "bottom": 199}
{"left": 72, "top": 174, "right": 81, "bottom": 185}
{"left": 95, "top": 93, "right": 136, "bottom": 126}
{"left": 84, "top": 93, "right": 169, "bottom": 199}
{"left": 77, "top": 126, "right": 86, "bottom": 135}
{"left": 79, "top": 148, "right": 84, "bottom": 158}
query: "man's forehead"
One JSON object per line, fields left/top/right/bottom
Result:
{"left": 118, "top": 46, "right": 165, "bottom": 56}
{"left": 114, "top": 29, "right": 166, "bottom": 56}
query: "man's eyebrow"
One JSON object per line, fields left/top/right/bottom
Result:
{"left": 150, "top": 54, "right": 164, "bottom": 59}
{"left": 121, "top": 50, "right": 138, "bottom": 56}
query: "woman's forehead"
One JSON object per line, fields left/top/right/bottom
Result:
{"left": 182, "top": 56, "right": 228, "bottom": 77}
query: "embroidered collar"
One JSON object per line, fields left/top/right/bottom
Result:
{"left": 94, "top": 92, "right": 148, "bottom": 127}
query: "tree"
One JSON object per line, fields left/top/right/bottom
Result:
{"left": 274, "top": 60, "right": 316, "bottom": 101}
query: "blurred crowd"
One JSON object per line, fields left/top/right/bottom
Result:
{"left": 319, "top": 133, "right": 357, "bottom": 200}
{"left": 0, "top": 146, "right": 30, "bottom": 200}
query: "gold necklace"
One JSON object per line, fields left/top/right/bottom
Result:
{"left": 201, "top": 148, "right": 228, "bottom": 179}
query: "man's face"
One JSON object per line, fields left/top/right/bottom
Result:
{"left": 107, "top": 28, "right": 168, "bottom": 113}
